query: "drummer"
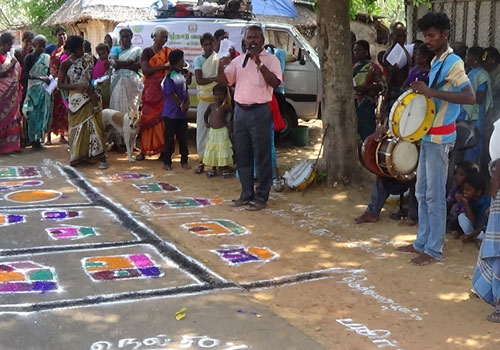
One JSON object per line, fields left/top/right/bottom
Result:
{"left": 397, "top": 12, "right": 476, "bottom": 266}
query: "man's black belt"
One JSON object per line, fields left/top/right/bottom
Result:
{"left": 236, "top": 102, "right": 269, "bottom": 110}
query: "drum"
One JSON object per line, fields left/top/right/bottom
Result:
{"left": 389, "top": 90, "right": 435, "bottom": 142}
{"left": 360, "top": 134, "right": 386, "bottom": 178}
{"left": 283, "top": 160, "right": 317, "bottom": 191}
{"left": 376, "top": 136, "right": 419, "bottom": 182}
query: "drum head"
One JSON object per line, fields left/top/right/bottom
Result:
{"left": 390, "top": 90, "right": 435, "bottom": 142}
{"left": 361, "top": 134, "right": 387, "bottom": 178}
{"left": 284, "top": 160, "right": 314, "bottom": 188}
{"left": 392, "top": 141, "right": 419, "bottom": 174}
{"left": 398, "top": 95, "right": 428, "bottom": 138}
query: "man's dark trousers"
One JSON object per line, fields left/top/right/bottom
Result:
{"left": 233, "top": 103, "right": 272, "bottom": 204}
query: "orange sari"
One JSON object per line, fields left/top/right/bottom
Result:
{"left": 140, "top": 47, "right": 171, "bottom": 156}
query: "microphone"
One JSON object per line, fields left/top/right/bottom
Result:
{"left": 242, "top": 45, "right": 255, "bottom": 68}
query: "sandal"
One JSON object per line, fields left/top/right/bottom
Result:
{"left": 487, "top": 308, "right": 500, "bottom": 323}
{"left": 222, "top": 170, "right": 230, "bottom": 178}
{"left": 207, "top": 170, "right": 217, "bottom": 178}
{"left": 194, "top": 163, "right": 204, "bottom": 174}
{"left": 97, "top": 161, "right": 108, "bottom": 170}
{"left": 135, "top": 153, "right": 145, "bottom": 161}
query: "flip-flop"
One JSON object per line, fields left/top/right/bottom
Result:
{"left": 487, "top": 309, "right": 500, "bottom": 323}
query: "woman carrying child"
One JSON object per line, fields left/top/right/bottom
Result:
{"left": 203, "top": 85, "right": 233, "bottom": 177}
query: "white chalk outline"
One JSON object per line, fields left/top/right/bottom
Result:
{"left": 0, "top": 166, "right": 42, "bottom": 180}
{"left": 45, "top": 225, "right": 100, "bottom": 241}
{"left": 0, "top": 260, "right": 60, "bottom": 294}
{"left": 4, "top": 189, "right": 62, "bottom": 204}
{"left": 81, "top": 253, "right": 165, "bottom": 282}
{"left": 0, "top": 180, "right": 44, "bottom": 191}
{"left": 132, "top": 182, "right": 181, "bottom": 193}
{"left": 211, "top": 245, "right": 280, "bottom": 266}
{"left": 0, "top": 213, "right": 27, "bottom": 227}
{"left": 181, "top": 219, "right": 251, "bottom": 237}
{"left": 41, "top": 210, "right": 83, "bottom": 221}
{"left": 150, "top": 197, "right": 217, "bottom": 209}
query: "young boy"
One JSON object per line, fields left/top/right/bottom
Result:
{"left": 162, "top": 49, "right": 192, "bottom": 170}
{"left": 455, "top": 172, "right": 490, "bottom": 242}
{"left": 397, "top": 12, "right": 476, "bottom": 265}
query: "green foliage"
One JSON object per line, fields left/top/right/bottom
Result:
{"left": 1, "top": 0, "right": 66, "bottom": 42}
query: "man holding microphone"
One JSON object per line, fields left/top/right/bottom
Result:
{"left": 218, "top": 25, "right": 282, "bottom": 211}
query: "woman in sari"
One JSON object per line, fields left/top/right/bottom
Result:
{"left": 193, "top": 32, "right": 219, "bottom": 174}
{"left": 58, "top": 35, "right": 107, "bottom": 169}
{"left": 48, "top": 26, "right": 68, "bottom": 145}
{"left": 136, "top": 26, "right": 171, "bottom": 161}
{"left": 22, "top": 35, "right": 52, "bottom": 150}
{"left": 353, "top": 40, "right": 386, "bottom": 141}
{"left": 104, "top": 32, "right": 118, "bottom": 50}
{"left": 0, "top": 32, "right": 21, "bottom": 154}
{"left": 109, "top": 28, "right": 143, "bottom": 114}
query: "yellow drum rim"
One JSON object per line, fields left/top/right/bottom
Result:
{"left": 296, "top": 171, "right": 317, "bottom": 191}
{"left": 390, "top": 91, "right": 436, "bottom": 142}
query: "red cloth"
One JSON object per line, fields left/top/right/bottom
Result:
{"left": 270, "top": 94, "right": 286, "bottom": 131}
{"left": 428, "top": 123, "right": 456, "bottom": 135}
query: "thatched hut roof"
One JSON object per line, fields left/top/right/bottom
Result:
{"left": 43, "top": 0, "right": 156, "bottom": 26}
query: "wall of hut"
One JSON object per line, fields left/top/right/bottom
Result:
{"left": 407, "top": 0, "right": 500, "bottom": 48}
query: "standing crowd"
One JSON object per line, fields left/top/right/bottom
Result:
{"left": 0, "top": 24, "right": 284, "bottom": 211}
{"left": 352, "top": 12, "right": 500, "bottom": 323}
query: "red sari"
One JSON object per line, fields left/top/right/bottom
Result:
{"left": 140, "top": 47, "right": 171, "bottom": 156}
{"left": 49, "top": 45, "right": 69, "bottom": 136}
{"left": 0, "top": 53, "right": 21, "bottom": 154}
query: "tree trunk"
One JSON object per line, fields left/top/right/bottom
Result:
{"left": 317, "top": 0, "right": 365, "bottom": 187}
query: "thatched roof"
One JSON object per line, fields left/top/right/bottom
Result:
{"left": 43, "top": 0, "right": 156, "bottom": 26}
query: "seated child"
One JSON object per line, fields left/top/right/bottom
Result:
{"left": 447, "top": 162, "right": 476, "bottom": 231}
{"left": 203, "top": 85, "right": 233, "bottom": 178}
{"left": 162, "top": 49, "right": 192, "bottom": 170}
{"left": 92, "top": 43, "right": 111, "bottom": 108}
{"left": 454, "top": 171, "right": 491, "bottom": 242}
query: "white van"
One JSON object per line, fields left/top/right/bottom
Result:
{"left": 115, "top": 18, "right": 321, "bottom": 135}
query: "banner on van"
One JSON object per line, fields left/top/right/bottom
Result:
{"left": 117, "top": 21, "right": 246, "bottom": 66}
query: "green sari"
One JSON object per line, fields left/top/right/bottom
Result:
{"left": 23, "top": 53, "right": 52, "bottom": 143}
{"left": 66, "top": 54, "right": 106, "bottom": 166}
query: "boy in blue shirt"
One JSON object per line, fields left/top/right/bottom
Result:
{"left": 162, "top": 49, "right": 192, "bottom": 170}
{"left": 455, "top": 171, "right": 490, "bottom": 242}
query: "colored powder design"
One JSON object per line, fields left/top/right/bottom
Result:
{"left": 0, "top": 261, "right": 58, "bottom": 293}
{"left": 5, "top": 190, "right": 61, "bottom": 203}
{"left": 109, "top": 173, "right": 154, "bottom": 181}
{"left": 0, "top": 214, "right": 26, "bottom": 227}
{"left": 213, "top": 246, "right": 278, "bottom": 265}
{"left": 41, "top": 210, "right": 81, "bottom": 221}
{"left": 82, "top": 254, "right": 163, "bottom": 281}
{"left": 150, "top": 197, "right": 222, "bottom": 209}
{"left": 182, "top": 219, "right": 250, "bottom": 236}
{"left": 46, "top": 226, "right": 98, "bottom": 240}
{"left": 132, "top": 182, "right": 180, "bottom": 193}
{"left": 0, "top": 166, "right": 41, "bottom": 179}
{"left": 0, "top": 180, "right": 43, "bottom": 191}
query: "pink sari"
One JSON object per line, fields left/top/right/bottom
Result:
{"left": 0, "top": 53, "right": 21, "bottom": 154}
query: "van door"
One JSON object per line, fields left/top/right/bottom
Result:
{"left": 264, "top": 28, "right": 320, "bottom": 121}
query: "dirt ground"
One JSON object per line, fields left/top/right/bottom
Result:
{"left": 14, "top": 119, "right": 500, "bottom": 349}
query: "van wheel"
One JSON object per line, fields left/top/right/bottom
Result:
{"left": 279, "top": 104, "right": 298, "bottom": 138}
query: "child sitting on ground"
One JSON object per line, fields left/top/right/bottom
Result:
{"left": 162, "top": 49, "right": 192, "bottom": 171}
{"left": 203, "top": 85, "right": 233, "bottom": 178}
{"left": 92, "top": 43, "right": 111, "bottom": 108}
{"left": 453, "top": 171, "right": 491, "bottom": 242}
{"left": 447, "top": 162, "right": 476, "bottom": 232}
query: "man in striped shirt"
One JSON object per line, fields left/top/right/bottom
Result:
{"left": 397, "top": 12, "right": 476, "bottom": 265}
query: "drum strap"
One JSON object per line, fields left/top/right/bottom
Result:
{"left": 430, "top": 55, "right": 450, "bottom": 90}
{"left": 428, "top": 123, "right": 456, "bottom": 135}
